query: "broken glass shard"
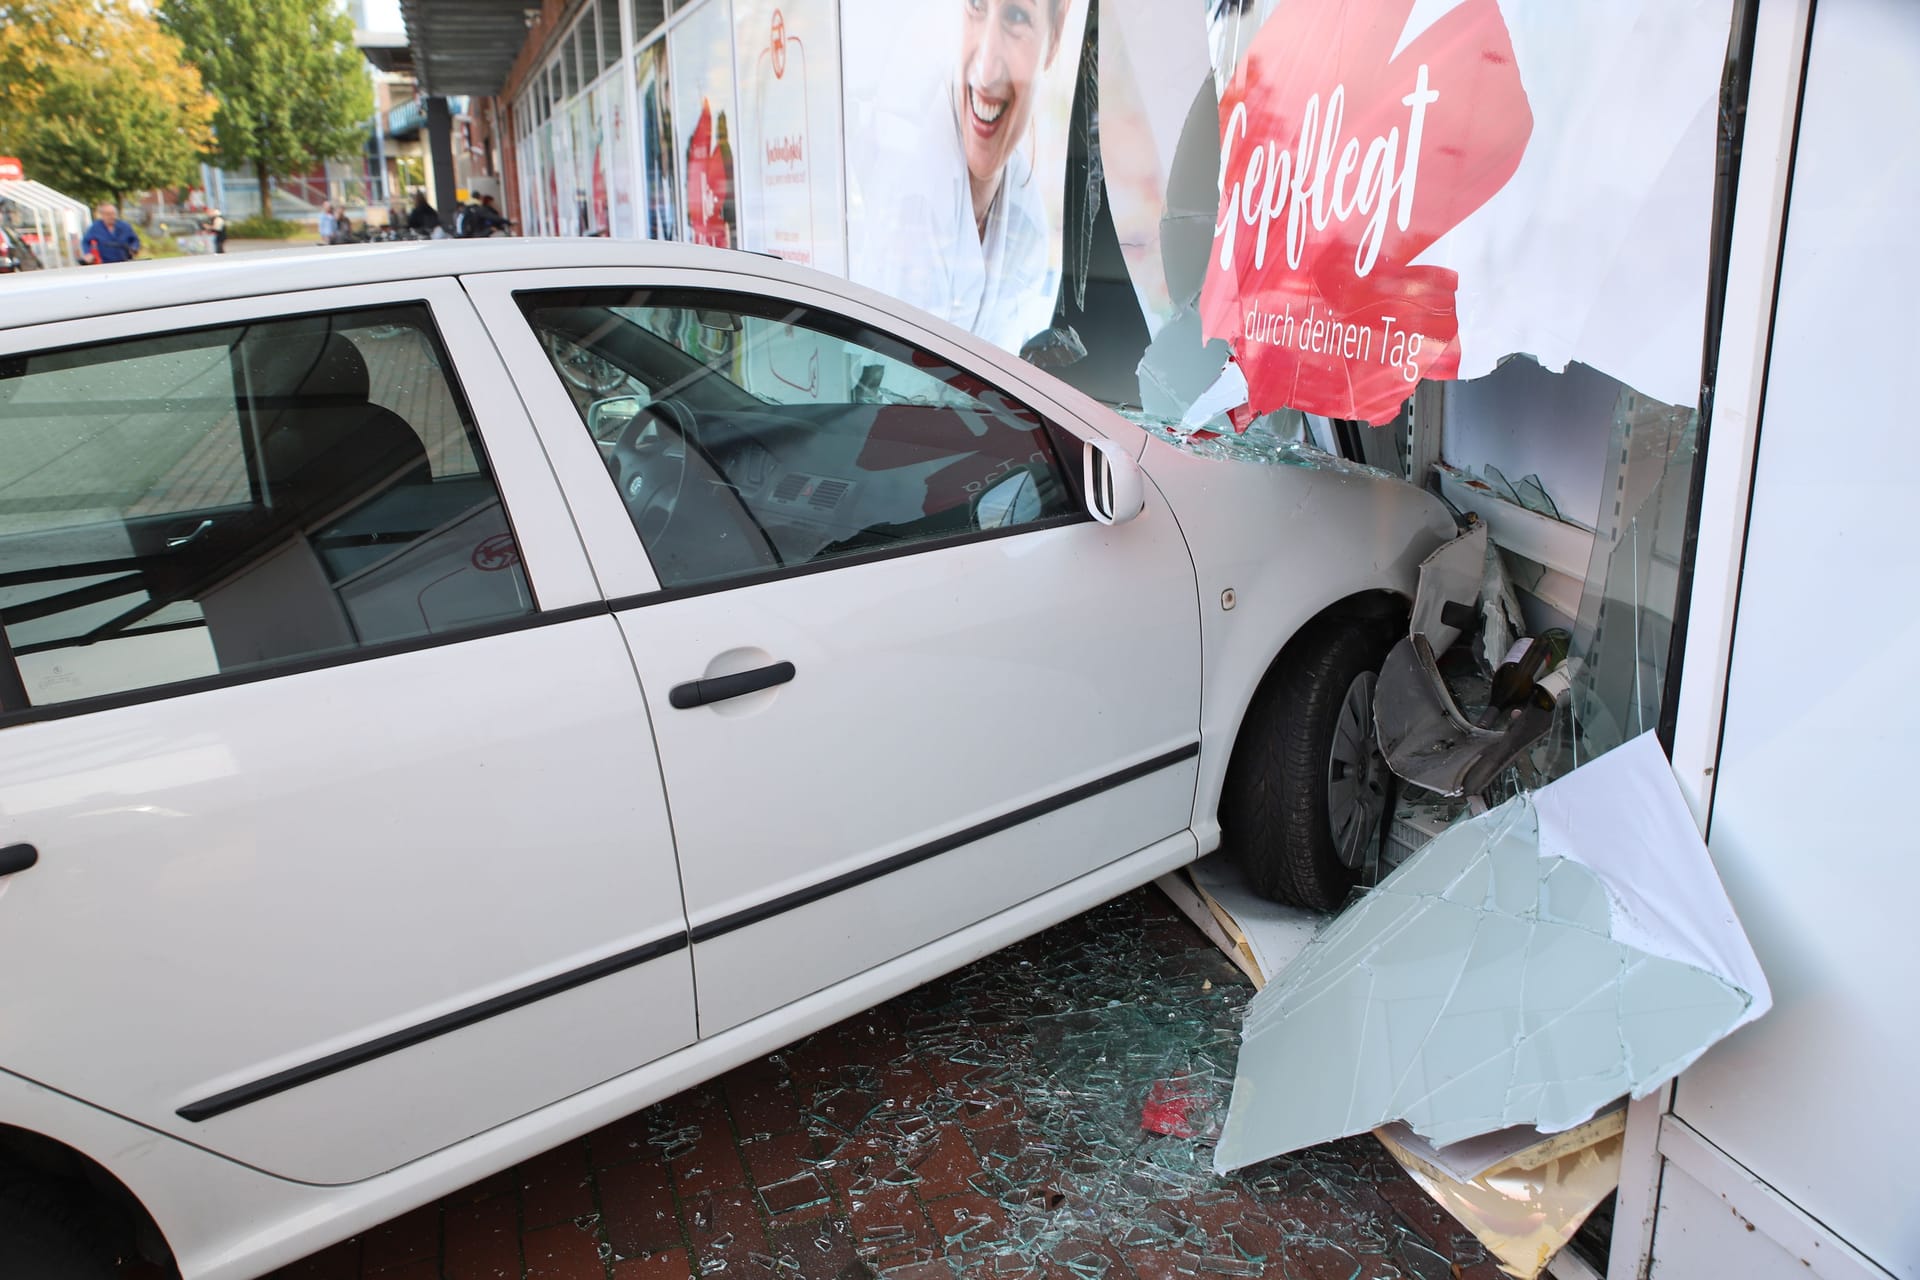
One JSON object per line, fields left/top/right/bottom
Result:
{"left": 1215, "top": 733, "right": 1768, "bottom": 1171}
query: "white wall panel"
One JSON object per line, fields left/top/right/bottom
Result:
{"left": 1670, "top": 1, "right": 1920, "bottom": 1275}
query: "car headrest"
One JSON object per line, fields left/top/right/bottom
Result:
{"left": 251, "top": 330, "right": 371, "bottom": 407}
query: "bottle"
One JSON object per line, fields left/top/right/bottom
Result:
{"left": 1478, "top": 636, "right": 1551, "bottom": 727}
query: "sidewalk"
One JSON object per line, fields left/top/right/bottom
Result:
{"left": 263, "top": 889, "right": 1503, "bottom": 1280}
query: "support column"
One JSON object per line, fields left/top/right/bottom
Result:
{"left": 427, "top": 95, "right": 458, "bottom": 225}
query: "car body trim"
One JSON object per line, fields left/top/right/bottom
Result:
{"left": 176, "top": 928, "right": 691, "bottom": 1122}
{"left": 0, "top": 601, "right": 609, "bottom": 729}
{"left": 687, "top": 742, "right": 1202, "bottom": 944}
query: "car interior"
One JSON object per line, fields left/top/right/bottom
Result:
{"left": 0, "top": 309, "right": 532, "bottom": 708}
{"left": 520, "top": 289, "right": 1083, "bottom": 591}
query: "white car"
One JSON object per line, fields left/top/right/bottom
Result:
{"left": 0, "top": 241, "right": 1454, "bottom": 1278}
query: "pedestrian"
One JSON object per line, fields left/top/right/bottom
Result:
{"left": 81, "top": 203, "right": 141, "bottom": 264}
{"left": 317, "top": 202, "right": 339, "bottom": 245}
{"left": 468, "top": 193, "right": 511, "bottom": 237}
{"left": 202, "top": 207, "right": 227, "bottom": 253}
{"left": 407, "top": 190, "right": 439, "bottom": 235}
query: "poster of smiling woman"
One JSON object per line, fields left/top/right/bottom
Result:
{"left": 842, "top": 0, "right": 1090, "bottom": 355}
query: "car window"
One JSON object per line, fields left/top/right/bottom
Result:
{"left": 0, "top": 304, "right": 533, "bottom": 711}
{"left": 519, "top": 288, "right": 1081, "bottom": 591}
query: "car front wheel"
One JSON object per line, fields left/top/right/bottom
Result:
{"left": 1222, "top": 617, "right": 1398, "bottom": 911}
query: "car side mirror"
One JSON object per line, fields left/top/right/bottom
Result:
{"left": 1081, "top": 437, "right": 1144, "bottom": 525}
{"left": 588, "top": 395, "right": 643, "bottom": 442}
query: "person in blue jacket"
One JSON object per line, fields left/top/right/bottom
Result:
{"left": 82, "top": 203, "right": 141, "bottom": 263}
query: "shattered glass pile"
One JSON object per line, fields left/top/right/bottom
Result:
{"left": 1119, "top": 409, "right": 1399, "bottom": 482}
{"left": 580, "top": 891, "right": 1511, "bottom": 1280}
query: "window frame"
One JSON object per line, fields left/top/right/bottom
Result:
{"left": 505, "top": 277, "right": 1101, "bottom": 602}
{"left": 0, "top": 279, "right": 601, "bottom": 728}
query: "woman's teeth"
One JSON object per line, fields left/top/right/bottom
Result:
{"left": 970, "top": 88, "right": 1006, "bottom": 125}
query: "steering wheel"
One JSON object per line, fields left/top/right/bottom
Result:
{"left": 604, "top": 399, "right": 689, "bottom": 545}
{"left": 544, "top": 331, "right": 629, "bottom": 395}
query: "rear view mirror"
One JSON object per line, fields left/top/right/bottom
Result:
{"left": 588, "top": 395, "right": 643, "bottom": 442}
{"left": 696, "top": 310, "right": 741, "bottom": 333}
{"left": 1081, "top": 437, "right": 1144, "bottom": 525}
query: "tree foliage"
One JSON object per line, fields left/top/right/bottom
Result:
{"left": 161, "top": 0, "right": 372, "bottom": 212}
{"left": 0, "top": 0, "right": 217, "bottom": 203}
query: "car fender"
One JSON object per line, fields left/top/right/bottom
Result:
{"left": 1139, "top": 433, "right": 1459, "bottom": 852}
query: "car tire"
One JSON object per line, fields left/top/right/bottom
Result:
{"left": 1223, "top": 617, "right": 1399, "bottom": 911}
{"left": 0, "top": 1180, "right": 123, "bottom": 1280}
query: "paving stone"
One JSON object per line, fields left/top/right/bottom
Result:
{"left": 599, "top": 1156, "right": 684, "bottom": 1259}
{"left": 611, "top": 1247, "right": 696, "bottom": 1280}
{"left": 255, "top": 890, "right": 1521, "bottom": 1280}
{"left": 440, "top": 1191, "right": 523, "bottom": 1280}
{"left": 523, "top": 1219, "right": 608, "bottom": 1279}
{"left": 520, "top": 1141, "right": 598, "bottom": 1229}
{"left": 358, "top": 1203, "right": 439, "bottom": 1273}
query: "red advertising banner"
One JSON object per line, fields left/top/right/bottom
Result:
{"left": 0, "top": 157, "right": 22, "bottom": 181}
{"left": 1199, "top": 0, "right": 1533, "bottom": 424}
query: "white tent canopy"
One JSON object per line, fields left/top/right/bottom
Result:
{"left": 0, "top": 179, "right": 90, "bottom": 269}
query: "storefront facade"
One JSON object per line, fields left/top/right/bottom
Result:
{"left": 395, "top": 2, "right": 1915, "bottom": 1277}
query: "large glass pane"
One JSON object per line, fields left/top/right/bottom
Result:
{"left": 668, "top": 0, "right": 738, "bottom": 247}
{"left": 598, "top": 0, "right": 622, "bottom": 72}
{"left": 637, "top": 38, "right": 679, "bottom": 240}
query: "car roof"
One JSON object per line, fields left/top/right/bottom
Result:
{"left": 0, "top": 239, "right": 821, "bottom": 332}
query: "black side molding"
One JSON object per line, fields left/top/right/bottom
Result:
{"left": 177, "top": 931, "right": 689, "bottom": 1122}
{"left": 0, "top": 844, "right": 38, "bottom": 876}
{"left": 670, "top": 661, "right": 796, "bottom": 709}
{"left": 691, "top": 741, "right": 1201, "bottom": 943}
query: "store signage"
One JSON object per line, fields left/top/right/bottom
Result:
{"left": 1200, "top": 0, "right": 1532, "bottom": 423}
{"left": 0, "top": 157, "right": 22, "bottom": 181}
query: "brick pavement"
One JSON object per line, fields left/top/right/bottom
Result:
{"left": 266, "top": 889, "right": 1500, "bottom": 1280}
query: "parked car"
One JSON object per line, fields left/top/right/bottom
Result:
{"left": 0, "top": 241, "right": 1455, "bottom": 1278}
{"left": 0, "top": 225, "right": 44, "bottom": 273}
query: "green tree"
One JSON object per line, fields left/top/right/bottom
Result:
{"left": 0, "top": 0, "right": 217, "bottom": 204}
{"left": 161, "top": 0, "right": 372, "bottom": 216}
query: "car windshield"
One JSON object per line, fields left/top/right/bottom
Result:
{"left": 532, "top": 303, "right": 770, "bottom": 419}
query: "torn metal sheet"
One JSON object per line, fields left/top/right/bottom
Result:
{"left": 1375, "top": 634, "right": 1556, "bottom": 798}
{"left": 1381, "top": 524, "right": 1554, "bottom": 796}
{"left": 1376, "top": 1108, "right": 1625, "bottom": 1280}
{"left": 1478, "top": 539, "right": 1529, "bottom": 676}
{"left": 1214, "top": 732, "right": 1769, "bottom": 1173}
{"left": 1411, "top": 524, "right": 1488, "bottom": 659}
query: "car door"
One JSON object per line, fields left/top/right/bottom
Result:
{"left": 467, "top": 267, "right": 1202, "bottom": 1035}
{"left": 0, "top": 280, "right": 694, "bottom": 1185}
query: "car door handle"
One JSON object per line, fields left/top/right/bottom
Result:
{"left": 166, "top": 519, "right": 214, "bottom": 549}
{"left": 0, "top": 844, "right": 39, "bottom": 877}
{"left": 669, "top": 661, "right": 796, "bottom": 709}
